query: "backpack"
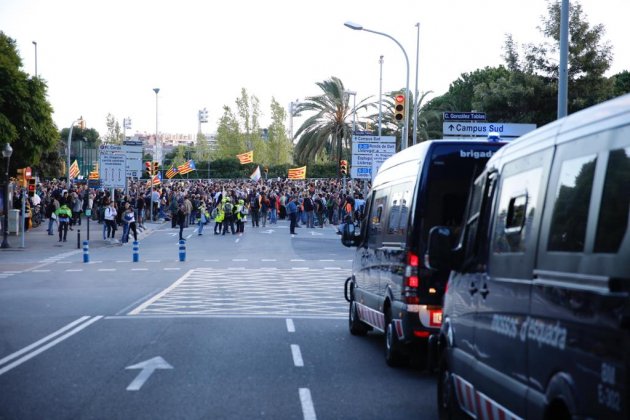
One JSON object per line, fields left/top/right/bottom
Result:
{"left": 250, "top": 196, "right": 259, "bottom": 209}
{"left": 224, "top": 202, "right": 233, "bottom": 213}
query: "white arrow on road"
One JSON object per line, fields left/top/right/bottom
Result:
{"left": 125, "top": 356, "right": 173, "bottom": 391}
{"left": 261, "top": 229, "right": 274, "bottom": 234}
{"left": 310, "top": 231, "right": 323, "bottom": 236}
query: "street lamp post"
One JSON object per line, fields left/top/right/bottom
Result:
{"left": 2, "top": 143, "right": 13, "bottom": 249}
{"left": 378, "top": 55, "right": 384, "bottom": 136}
{"left": 151, "top": 88, "right": 160, "bottom": 223}
{"left": 67, "top": 117, "right": 83, "bottom": 186}
{"left": 413, "top": 22, "right": 420, "bottom": 146}
{"left": 32, "top": 41, "right": 37, "bottom": 77}
{"left": 344, "top": 21, "right": 410, "bottom": 150}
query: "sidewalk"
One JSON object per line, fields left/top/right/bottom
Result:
{"left": 0, "top": 217, "right": 164, "bottom": 252}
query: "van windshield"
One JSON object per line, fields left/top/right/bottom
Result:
{"left": 419, "top": 142, "right": 503, "bottom": 245}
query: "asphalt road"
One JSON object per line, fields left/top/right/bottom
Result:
{"left": 0, "top": 218, "right": 438, "bottom": 419}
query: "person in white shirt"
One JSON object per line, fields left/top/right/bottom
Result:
{"left": 104, "top": 201, "right": 118, "bottom": 239}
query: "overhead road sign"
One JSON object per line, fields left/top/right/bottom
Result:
{"left": 443, "top": 122, "right": 536, "bottom": 138}
{"left": 443, "top": 112, "right": 487, "bottom": 121}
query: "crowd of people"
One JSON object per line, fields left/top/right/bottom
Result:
{"left": 5, "top": 177, "right": 370, "bottom": 243}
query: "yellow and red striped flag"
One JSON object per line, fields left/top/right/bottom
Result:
{"left": 165, "top": 165, "right": 179, "bottom": 179}
{"left": 177, "top": 160, "right": 196, "bottom": 175}
{"left": 236, "top": 151, "right": 253, "bottom": 164}
{"left": 287, "top": 166, "right": 306, "bottom": 180}
{"left": 146, "top": 173, "right": 161, "bottom": 187}
{"left": 69, "top": 160, "right": 80, "bottom": 179}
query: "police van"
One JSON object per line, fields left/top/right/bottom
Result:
{"left": 341, "top": 138, "right": 506, "bottom": 366}
{"left": 427, "top": 93, "right": 630, "bottom": 419}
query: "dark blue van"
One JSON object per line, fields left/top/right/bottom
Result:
{"left": 342, "top": 138, "right": 505, "bottom": 366}
{"left": 428, "top": 93, "right": 630, "bottom": 419}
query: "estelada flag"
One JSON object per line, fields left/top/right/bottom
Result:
{"left": 287, "top": 166, "right": 306, "bottom": 180}
{"left": 236, "top": 151, "right": 253, "bottom": 164}
{"left": 146, "top": 173, "right": 161, "bottom": 187}
{"left": 165, "top": 165, "right": 179, "bottom": 179}
{"left": 69, "top": 160, "right": 80, "bottom": 179}
{"left": 177, "top": 160, "right": 196, "bottom": 175}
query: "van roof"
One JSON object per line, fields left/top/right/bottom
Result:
{"left": 489, "top": 93, "right": 630, "bottom": 164}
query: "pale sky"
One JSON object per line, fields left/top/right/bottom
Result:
{"left": 1, "top": 0, "right": 628, "bottom": 138}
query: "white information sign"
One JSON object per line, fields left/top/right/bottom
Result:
{"left": 99, "top": 145, "right": 127, "bottom": 189}
{"left": 351, "top": 135, "right": 396, "bottom": 180}
{"left": 123, "top": 143, "right": 143, "bottom": 179}
{"left": 443, "top": 122, "right": 536, "bottom": 138}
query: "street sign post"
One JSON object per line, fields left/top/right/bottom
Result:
{"left": 443, "top": 112, "right": 487, "bottom": 121}
{"left": 442, "top": 122, "right": 536, "bottom": 138}
{"left": 99, "top": 145, "right": 127, "bottom": 190}
{"left": 351, "top": 135, "right": 396, "bottom": 180}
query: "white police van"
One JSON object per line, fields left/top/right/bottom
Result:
{"left": 342, "top": 137, "right": 506, "bottom": 366}
{"left": 427, "top": 93, "right": 630, "bottom": 419}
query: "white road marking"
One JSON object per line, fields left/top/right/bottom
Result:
{"left": 128, "top": 270, "right": 195, "bottom": 315}
{"left": 125, "top": 356, "right": 173, "bottom": 391}
{"left": 291, "top": 259, "right": 305, "bottom": 262}
{"left": 319, "top": 259, "right": 334, "bottom": 262}
{"left": 232, "top": 259, "right": 248, "bottom": 262}
{"left": 32, "top": 270, "right": 50, "bottom": 273}
{"left": 286, "top": 319, "right": 295, "bottom": 333}
{"left": 163, "top": 267, "right": 181, "bottom": 271}
{"left": 299, "top": 388, "right": 317, "bottom": 420}
{"left": 262, "top": 259, "right": 276, "bottom": 262}
{"left": 2, "top": 271, "right": 21, "bottom": 274}
{"left": 291, "top": 344, "right": 304, "bottom": 367}
{"left": 66, "top": 269, "right": 83, "bottom": 272}
{"left": 131, "top": 268, "right": 148, "bottom": 271}
{"left": 204, "top": 259, "right": 219, "bottom": 262}
{"left": 324, "top": 267, "right": 341, "bottom": 270}
{"left": 292, "top": 267, "right": 309, "bottom": 270}
{"left": 0, "top": 316, "right": 102, "bottom": 376}
{"left": 98, "top": 268, "right": 116, "bottom": 272}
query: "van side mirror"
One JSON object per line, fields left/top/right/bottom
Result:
{"left": 341, "top": 222, "right": 359, "bottom": 247}
{"left": 426, "top": 226, "right": 453, "bottom": 271}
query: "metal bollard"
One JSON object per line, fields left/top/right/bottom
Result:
{"left": 77, "top": 229, "right": 81, "bottom": 249}
{"left": 83, "top": 240, "right": 89, "bottom": 263}
{"left": 178, "top": 239, "right": 186, "bottom": 262}
{"left": 133, "top": 241, "right": 139, "bottom": 262}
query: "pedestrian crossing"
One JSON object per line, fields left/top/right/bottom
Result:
{"left": 128, "top": 268, "right": 350, "bottom": 318}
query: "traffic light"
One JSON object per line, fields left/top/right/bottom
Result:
{"left": 152, "top": 161, "right": 159, "bottom": 175}
{"left": 340, "top": 160, "right": 348, "bottom": 176}
{"left": 394, "top": 93, "right": 405, "bottom": 121}
{"left": 145, "top": 161, "right": 153, "bottom": 177}
{"left": 28, "top": 178, "right": 36, "bottom": 197}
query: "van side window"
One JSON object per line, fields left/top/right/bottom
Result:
{"left": 460, "top": 172, "right": 496, "bottom": 271}
{"left": 368, "top": 190, "right": 388, "bottom": 247}
{"left": 493, "top": 168, "right": 543, "bottom": 253}
{"left": 547, "top": 154, "right": 597, "bottom": 252}
{"left": 594, "top": 147, "right": 630, "bottom": 253}
{"left": 386, "top": 184, "right": 411, "bottom": 242}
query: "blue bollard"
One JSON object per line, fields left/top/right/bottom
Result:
{"left": 133, "top": 241, "right": 139, "bottom": 262}
{"left": 179, "top": 239, "right": 186, "bottom": 262}
{"left": 83, "top": 240, "right": 89, "bottom": 263}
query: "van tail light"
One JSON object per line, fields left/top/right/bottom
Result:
{"left": 404, "top": 251, "right": 420, "bottom": 304}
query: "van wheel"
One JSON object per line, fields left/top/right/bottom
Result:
{"left": 349, "top": 301, "right": 369, "bottom": 336}
{"left": 385, "top": 320, "right": 407, "bottom": 367}
{"left": 437, "top": 353, "right": 464, "bottom": 420}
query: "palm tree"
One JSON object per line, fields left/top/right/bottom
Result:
{"left": 293, "top": 76, "right": 372, "bottom": 164}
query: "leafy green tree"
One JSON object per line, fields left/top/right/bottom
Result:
{"left": 293, "top": 76, "right": 372, "bottom": 164}
{"left": 265, "top": 97, "right": 293, "bottom": 165}
{"left": 0, "top": 31, "right": 58, "bottom": 176}
{"left": 102, "top": 113, "right": 123, "bottom": 144}
{"left": 214, "top": 105, "right": 245, "bottom": 160}
{"left": 611, "top": 70, "right": 630, "bottom": 97}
